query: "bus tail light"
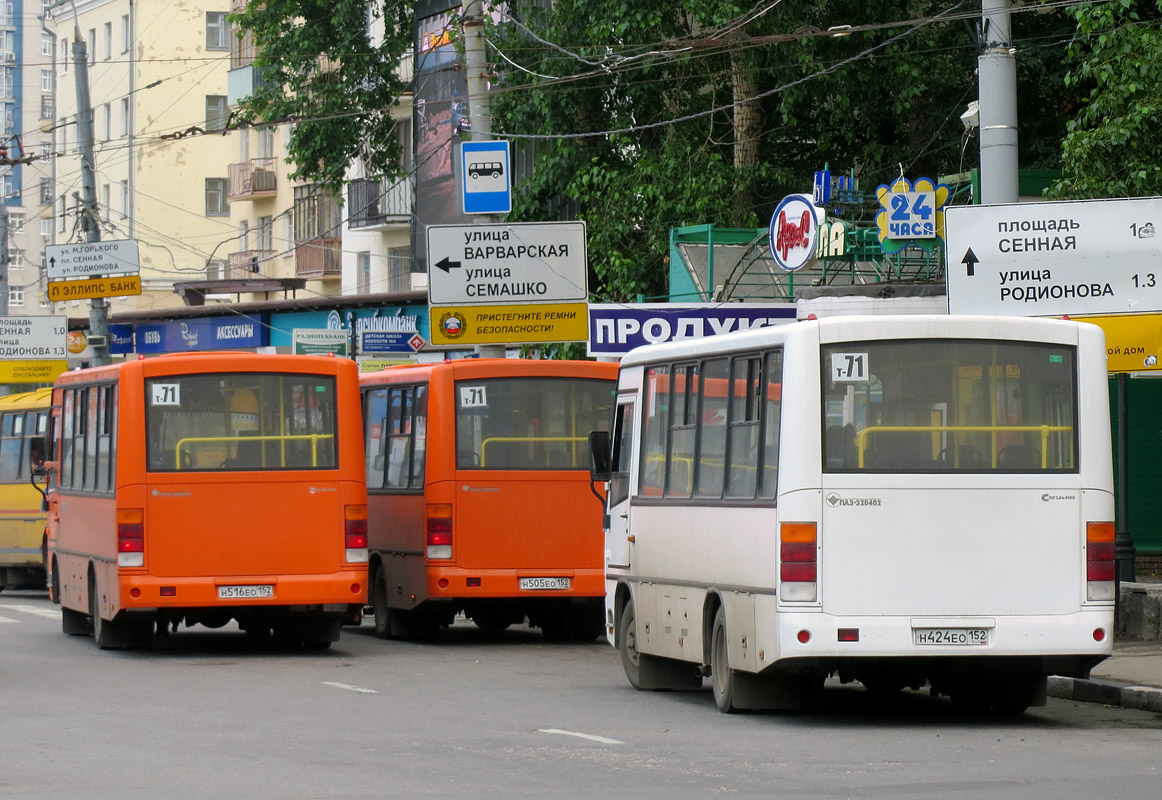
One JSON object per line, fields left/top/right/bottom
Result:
{"left": 780, "top": 522, "right": 817, "bottom": 602}
{"left": 1086, "top": 521, "right": 1115, "bottom": 601}
{"left": 117, "top": 508, "right": 144, "bottom": 568}
{"left": 426, "top": 503, "right": 453, "bottom": 560}
{"left": 345, "top": 505, "right": 368, "bottom": 563}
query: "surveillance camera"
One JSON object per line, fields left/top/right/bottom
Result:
{"left": 960, "top": 100, "right": 980, "bottom": 131}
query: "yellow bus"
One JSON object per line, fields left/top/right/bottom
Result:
{"left": 0, "top": 388, "right": 51, "bottom": 592}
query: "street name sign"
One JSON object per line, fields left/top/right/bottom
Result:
{"left": 426, "top": 221, "right": 588, "bottom": 306}
{"left": 47, "top": 274, "right": 142, "bottom": 302}
{"left": 460, "top": 140, "right": 511, "bottom": 215}
{"left": 45, "top": 239, "right": 140, "bottom": 280}
{"left": 945, "top": 197, "right": 1162, "bottom": 317}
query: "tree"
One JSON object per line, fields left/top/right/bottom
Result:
{"left": 230, "top": 0, "right": 413, "bottom": 193}
{"left": 489, "top": 1, "right": 1080, "bottom": 301}
{"left": 1048, "top": 0, "right": 1162, "bottom": 199}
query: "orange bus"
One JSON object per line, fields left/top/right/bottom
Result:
{"left": 45, "top": 353, "right": 368, "bottom": 650}
{"left": 360, "top": 358, "right": 617, "bottom": 639}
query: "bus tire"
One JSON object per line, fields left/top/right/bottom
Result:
{"left": 710, "top": 606, "right": 739, "bottom": 713}
{"left": 50, "top": 557, "right": 60, "bottom": 604}
{"left": 618, "top": 598, "right": 644, "bottom": 689}
{"left": 371, "top": 567, "right": 393, "bottom": 640}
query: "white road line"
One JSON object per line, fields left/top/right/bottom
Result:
{"left": 537, "top": 728, "right": 624, "bottom": 745}
{"left": 322, "top": 681, "right": 378, "bottom": 695}
{"left": 1, "top": 604, "right": 62, "bottom": 619}
{"left": 0, "top": 615, "right": 16, "bottom": 624}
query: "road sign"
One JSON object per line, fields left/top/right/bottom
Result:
{"left": 1069, "top": 313, "right": 1162, "bottom": 373}
{"left": 47, "top": 274, "right": 142, "bottom": 302}
{"left": 359, "top": 330, "right": 425, "bottom": 353}
{"left": 0, "top": 316, "right": 67, "bottom": 361}
{"left": 460, "top": 140, "right": 511, "bottom": 214}
{"left": 430, "top": 302, "right": 588, "bottom": 346}
{"left": 293, "top": 328, "right": 349, "bottom": 356}
{"left": 946, "top": 197, "right": 1162, "bottom": 317}
{"left": 426, "top": 221, "right": 587, "bottom": 306}
{"left": 45, "top": 239, "right": 140, "bottom": 280}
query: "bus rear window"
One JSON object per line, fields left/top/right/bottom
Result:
{"left": 145, "top": 373, "right": 338, "bottom": 471}
{"left": 822, "top": 339, "right": 1077, "bottom": 473}
{"left": 455, "top": 378, "right": 615, "bottom": 470}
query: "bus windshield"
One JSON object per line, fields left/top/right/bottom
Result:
{"left": 145, "top": 372, "right": 338, "bottom": 471}
{"left": 822, "top": 339, "right": 1077, "bottom": 473}
{"left": 455, "top": 377, "right": 615, "bottom": 470}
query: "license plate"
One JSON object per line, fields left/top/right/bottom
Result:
{"left": 217, "top": 585, "right": 274, "bottom": 600}
{"left": 913, "top": 628, "right": 989, "bottom": 646}
{"left": 519, "top": 577, "right": 571, "bottom": 591}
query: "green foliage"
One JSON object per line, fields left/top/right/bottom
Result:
{"left": 490, "top": 1, "right": 1080, "bottom": 302}
{"left": 230, "top": 0, "right": 414, "bottom": 193}
{"left": 1048, "top": 1, "right": 1162, "bottom": 199}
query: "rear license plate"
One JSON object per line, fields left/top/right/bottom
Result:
{"left": 519, "top": 577, "right": 571, "bottom": 591}
{"left": 913, "top": 628, "right": 989, "bottom": 646}
{"left": 217, "top": 585, "right": 274, "bottom": 600}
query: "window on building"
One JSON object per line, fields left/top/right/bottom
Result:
{"left": 102, "top": 103, "right": 111, "bottom": 140}
{"left": 238, "top": 128, "right": 249, "bottom": 161}
{"left": 120, "top": 180, "right": 129, "bottom": 218}
{"left": 257, "top": 127, "right": 274, "bottom": 159}
{"left": 206, "top": 12, "right": 229, "bottom": 50}
{"left": 61, "top": 39, "right": 68, "bottom": 73}
{"left": 238, "top": 220, "right": 249, "bottom": 251}
{"left": 121, "top": 98, "right": 129, "bottom": 136}
{"left": 121, "top": 15, "right": 129, "bottom": 53}
{"left": 257, "top": 215, "right": 273, "bottom": 251}
{"left": 8, "top": 246, "right": 24, "bottom": 269}
{"left": 88, "top": 29, "right": 95, "bottom": 65}
{"left": 41, "top": 69, "right": 52, "bottom": 92}
{"left": 205, "top": 178, "right": 229, "bottom": 216}
{"left": 205, "top": 95, "right": 228, "bottom": 131}
{"left": 8, "top": 288, "right": 23, "bottom": 307}
{"left": 40, "top": 219, "right": 51, "bottom": 238}
{"left": 8, "top": 211, "right": 23, "bottom": 232}
{"left": 102, "top": 184, "right": 110, "bottom": 220}
{"left": 41, "top": 33, "right": 52, "bottom": 57}
{"left": 388, "top": 246, "right": 411, "bottom": 291}
{"left": 357, "top": 252, "right": 370, "bottom": 294}
{"left": 104, "top": 22, "right": 112, "bottom": 60}
{"left": 58, "top": 195, "right": 66, "bottom": 232}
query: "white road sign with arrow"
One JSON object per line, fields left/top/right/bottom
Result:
{"left": 426, "top": 221, "right": 588, "bottom": 306}
{"left": 945, "top": 197, "right": 1162, "bottom": 317}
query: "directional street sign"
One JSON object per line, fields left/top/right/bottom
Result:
{"left": 426, "top": 221, "right": 587, "bottom": 306}
{"left": 0, "top": 316, "right": 68, "bottom": 383}
{"left": 47, "top": 274, "right": 142, "bottom": 302}
{"left": 945, "top": 197, "right": 1162, "bottom": 317}
{"left": 460, "top": 140, "right": 511, "bottom": 215}
{"left": 45, "top": 239, "right": 140, "bottom": 280}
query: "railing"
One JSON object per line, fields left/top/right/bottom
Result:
{"left": 227, "top": 249, "right": 276, "bottom": 279}
{"left": 853, "top": 424, "right": 1074, "bottom": 469}
{"left": 227, "top": 158, "right": 277, "bottom": 201}
{"left": 479, "top": 436, "right": 586, "bottom": 468}
{"left": 347, "top": 175, "right": 413, "bottom": 229}
{"left": 175, "top": 434, "right": 334, "bottom": 469}
{"left": 295, "top": 237, "right": 342, "bottom": 278}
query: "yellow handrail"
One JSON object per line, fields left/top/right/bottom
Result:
{"left": 853, "top": 424, "right": 1072, "bottom": 468}
{"left": 174, "top": 434, "right": 334, "bottom": 468}
{"left": 479, "top": 436, "right": 586, "bottom": 468}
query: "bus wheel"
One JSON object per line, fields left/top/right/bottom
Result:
{"left": 49, "top": 557, "right": 60, "bottom": 604}
{"left": 710, "top": 606, "right": 738, "bottom": 713}
{"left": 618, "top": 599, "right": 644, "bottom": 689}
{"left": 371, "top": 567, "right": 392, "bottom": 640}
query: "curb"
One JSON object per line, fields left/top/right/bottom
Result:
{"left": 1048, "top": 676, "right": 1162, "bottom": 713}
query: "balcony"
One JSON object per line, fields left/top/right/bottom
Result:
{"left": 348, "top": 174, "right": 413, "bottom": 231}
{"left": 228, "top": 158, "right": 277, "bottom": 201}
{"left": 295, "top": 238, "right": 341, "bottom": 279}
{"left": 227, "top": 249, "right": 276, "bottom": 279}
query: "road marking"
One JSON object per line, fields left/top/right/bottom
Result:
{"left": 537, "top": 729, "right": 623, "bottom": 745}
{"left": 0, "top": 615, "right": 16, "bottom": 624}
{"left": 2, "top": 604, "right": 62, "bottom": 619}
{"left": 322, "top": 681, "right": 378, "bottom": 695}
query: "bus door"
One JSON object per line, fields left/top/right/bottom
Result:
{"left": 606, "top": 397, "right": 636, "bottom": 569}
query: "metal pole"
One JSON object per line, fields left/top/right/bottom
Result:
{"left": 0, "top": 204, "right": 8, "bottom": 316}
{"left": 71, "top": 20, "right": 111, "bottom": 365}
{"left": 978, "top": 0, "right": 1019, "bottom": 204}
{"left": 1115, "top": 372, "right": 1136, "bottom": 584}
{"left": 462, "top": 0, "right": 505, "bottom": 359}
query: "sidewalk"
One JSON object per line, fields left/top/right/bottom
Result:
{"left": 1047, "top": 581, "right": 1162, "bottom": 712}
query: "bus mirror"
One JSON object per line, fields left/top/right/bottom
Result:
{"left": 588, "top": 431, "right": 612, "bottom": 482}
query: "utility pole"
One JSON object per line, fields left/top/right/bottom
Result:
{"left": 978, "top": 0, "right": 1019, "bottom": 204}
{"left": 0, "top": 205, "right": 8, "bottom": 316}
{"left": 462, "top": 0, "right": 506, "bottom": 359}
{"left": 70, "top": 18, "right": 111, "bottom": 366}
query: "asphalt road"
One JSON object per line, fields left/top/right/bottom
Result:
{"left": 3, "top": 590, "right": 1161, "bottom": 799}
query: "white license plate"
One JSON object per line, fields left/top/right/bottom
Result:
{"left": 913, "top": 628, "right": 990, "bottom": 646}
{"left": 519, "top": 577, "right": 571, "bottom": 591}
{"left": 217, "top": 585, "right": 274, "bottom": 600}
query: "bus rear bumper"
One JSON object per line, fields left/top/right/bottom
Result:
{"left": 425, "top": 567, "right": 605, "bottom": 599}
{"left": 767, "top": 609, "right": 1114, "bottom": 679}
{"left": 115, "top": 570, "right": 368, "bottom": 610}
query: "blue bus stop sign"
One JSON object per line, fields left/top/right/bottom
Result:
{"left": 460, "top": 140, "right": 512, "bottom": 215}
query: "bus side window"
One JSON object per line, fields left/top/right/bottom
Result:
{"left": 758, "top": 349, "right": 782, "bottom": 498}
{"left": 0, "top": 412, "right": 19, "bottom": 483}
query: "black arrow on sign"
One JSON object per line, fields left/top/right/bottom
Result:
{"left": 435, "top": 256, "right": 462, "bottom": 273}
{"left": 961, "top": 247, "right": 979, "bottom": 277}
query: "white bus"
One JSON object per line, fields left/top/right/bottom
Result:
{"left": 590, "top": 315, "right": 1114, "bottom": 714}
